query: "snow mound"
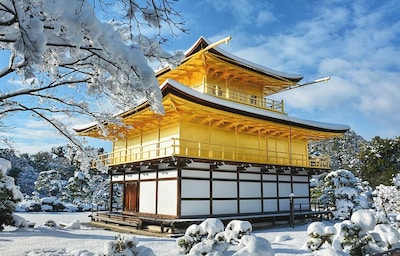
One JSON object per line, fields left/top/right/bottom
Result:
{"left": 274, "top": 234, "right": 292, "bottom": 242}
{"left": 307, "top": 222, "right": 326, "bottom": 237}
{"left": 200, "top": 218, "right": 225, "bottom": 238}
{"left": 351, "top": 210, "right": 376, "bottom": 233}
{"left": 373, "top": 224, "right": 400, "bottom": 249}
{"left": 60, "top": 220, "right": 81, "bottom": 229}
{"left": 26, "top": 248, "right": 95, "bottom": 256}
{"left": 12, "top": 214, "right": 28, "bottom": 228}
{"left": 233, "top": 235, "right": 274, "bottom": 256}
{"left": 0, "top": 158, "right": 11, "bottom": 174}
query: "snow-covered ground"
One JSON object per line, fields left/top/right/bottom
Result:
{"left": 0, "top": 212, "right": 319, "bottom": 256}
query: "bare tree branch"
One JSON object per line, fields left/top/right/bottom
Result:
{"left": 14, "top": 102, "right": 87, "bottom": 153}
{"left": 0, "top": 0, "right": 186, "bottom": 154}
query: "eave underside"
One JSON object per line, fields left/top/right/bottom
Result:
{"left": 79, "top": 94, "right": 345, "bottom": 142}
{"left": 157, "top": 52, "right": 299, "bottom": 96}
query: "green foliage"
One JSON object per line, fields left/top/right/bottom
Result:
{"left": 0, "top": 175, "right": 16, "bottom": 230}
{"left": 340, "top": 223, "right": 374, "bottom": 256}
{"left": 34, "top": 170, "right": 65, "bottom": 197}
{"left": 64, "top": 171, "right": 90, "bottom": 203}
{"left": 101, "top": 234, "right": 155, "bottom": 256}
{"left": 309, "top": 130, "right": 366, "bottom": 172}
{"left": 0, "top": 160, "right": 22, "bottom": 230}
{"left": 306, "top": 222, "right": 335, "bottom": 251}
{"left": 177, "top": 219, "right": 252, "bottom": 255}
{"left": 317, "top": 169, "right": 373, "bottom": 219}
{"left": 310, "top": 131, "right": 400, "bottom": 189}
{"left": 359, "top": 136, "right": 400, "bottom": 187}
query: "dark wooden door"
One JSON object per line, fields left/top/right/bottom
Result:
{"left": 124, "top": 182, "right": 138, "bottom": 212}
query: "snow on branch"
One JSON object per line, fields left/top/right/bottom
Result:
{"left": 0, "top": 0, "right": 186, "bottom": 153}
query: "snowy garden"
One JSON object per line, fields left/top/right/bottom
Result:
{"left": 1, "top": 0, "right": 400, "bottom": 255}
{"left": 3, "top": 151, "right": 400, "bottom": 255}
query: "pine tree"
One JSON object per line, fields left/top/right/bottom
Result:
{"left": 318, "top": 169, "right": 373, "bottom": 219}
{"left": 0, "top": 149, "right": 39, "bottom": 195}
{"left": 34, "top": 170, "right": 66, "bottom": 197}
{"left": 309, "top": 130, "right": 366, "bottom": 173}
{"left": 359, "top": 136, "right": 400, "bottom": 187}
{"left": 0, "top": 158, "right": 23, "bottom": 230}
{"left": 65, "top": 171, "right": 91, "bottom": 204}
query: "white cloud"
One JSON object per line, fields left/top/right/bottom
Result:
{"left": 0, "top": 110, "right": 108, "bottom": 154}
{"left": 215, "top": 0, "right": 400, "bottom": 139}
{"left": 204, "top": 0, "right": 275, "bottom": 28}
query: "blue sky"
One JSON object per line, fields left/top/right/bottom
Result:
{"left": 1, "top": 0, "right": 399, "bottom": 154}
{"left": 169, "top": 0, "right": 400, "bottom": 139}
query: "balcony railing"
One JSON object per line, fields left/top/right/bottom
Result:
{"left": 203, "top": 85, "right": 285, "bottom": 113}
{"left": 95, "top": 138, "right": 330, "bottom": 169}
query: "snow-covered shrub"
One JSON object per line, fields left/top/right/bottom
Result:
{"left": 12, "top": 214, "right": 28, "bottom": 228}
{"left": 60, "top": 220, "right": 81, "bottom": 229}
{"left": 40, "top": 196, "right": 66, "bottom": 212}
{"left": 305, "top": 222, "right": 336, "bottom": 251}
{"left": 319, "top": 169, "right": 373, "bottom": 220}
{"left": 177, "top": 219, "right": 225, "bottom": 255}
{"left": 16, "top": 198, "right": 86, "bottom": 213}
{"left": 307, "top": 210, "right": 400, "bottom": 255}
{"left": 35, "top": 170, "right": 67, "bottom": 198}
{"left": 44, "top": 220, "right": 57, "bottom": 227}
{"left": 177, "top": 222, "right": 208, "bottom": 254}
{"left": 23, "top": 201, "right": 42, "bottom": 212}
{"left": 102, "top": 234, "right": 155, "bottom": 256}
{"left": 200, "top": 218, "right": 225, "bottom": 239}
{"left": 177, "top": 219, "right": 269, "bottom": 255}
{"left": 0, "top": 158, "right": 23, "bottom": 230}
{"left": 232, "top": 235, "right": 274, "bottom": 256}
{"left": 332, "top": 219, "right": 375, "bottom": 255}
{"left": 372, "top": 224, "right": 400, "bottom": 250}
{"left": 274, "top": 235, "right": 291, "bottom": 243}
{"left": 373, "top": 184, "right": 400, "bottom": 216}
{"left": 224, "top": 220, "right": 252, "bottom": 240}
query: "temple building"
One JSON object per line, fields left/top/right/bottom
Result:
{"left": 74, "top": 37, "right": 349, "bottom": 233}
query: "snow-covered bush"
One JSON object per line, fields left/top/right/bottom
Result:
{"left": 0, "top": 158, "right": 23, "bottom": 230}
{"left": 233, "top": 235, "right": 274, "bottom": 256}
{"left": 35, "top": 170, "right": 67, "bottom": 198}
{"left": 319, "top": 169, "right": 373, "bottom": 219}
{"left": 12, "top": 213, "right": 28, "bottom": 228}
{"left": 44, "top": 220, "right": 57, "bottom": 228}
{"left": 305, "top": 222, "right": 336, "bottom": 250}
{"left": 16, "top": 197, "right": 92, "bottom": 212}
{"left": 306, "top": 210, "right": 400, "bottom": 255}
{"left": 60, "top": 220, "right": 81, "bottom": 229}
{"left": 224, "top": 220, "right": 252, "bottom": 241}
{"left": 102, "top": 234, "right": 155, "bottom": 256}
{"left": 373, "top": 184, "right": 400, "bottom": 216}
{"left": 177, "top": 218, "right": 270, "bottom": 255}
{"left": 177, "top": 218, "right": 225, "bottom": 254}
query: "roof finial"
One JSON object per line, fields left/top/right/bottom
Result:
{"left": 204, "top": 36, "right": 232, "bottom": 51}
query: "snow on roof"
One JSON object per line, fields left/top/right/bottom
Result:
{"left": 74, "top": 79, "right": 349, "bottom": 134}
{"left": 73, "top": 98, "right": 148, "bottom": 132}
{"left": 161, "top": 79, "right": 350, "bottom": 133}
{"left": 73, "top": 121, "right": 98, "bottom": 132}
{"left": 184, "top": 36, "right": 304, "bottom": 82}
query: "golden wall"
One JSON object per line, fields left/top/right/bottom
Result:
{"left": 111, "top": 115, "right": 309, "bottom": 167}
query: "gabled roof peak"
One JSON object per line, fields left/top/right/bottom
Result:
{"left": 182, "top": 36, "right": 303, "bottom": 82}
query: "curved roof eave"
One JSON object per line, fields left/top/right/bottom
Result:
{"left": 74, "top": 79, "right": 350, "bottom": 134}
{"left": 160, "top": 79, "right": 350, "bottom": 133}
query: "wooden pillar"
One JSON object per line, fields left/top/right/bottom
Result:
{"left": 108, "top": 170, "right": 113, "bottom": 212}
{"left": 176, "top": 165, "right": 182, "bottom": 218}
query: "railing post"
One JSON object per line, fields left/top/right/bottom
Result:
{"left": 198, "top": 142, "right": 201, "bottom": 157}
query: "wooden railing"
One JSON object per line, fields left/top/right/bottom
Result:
{"left": 95, "top": 138, "right": 330, "bottom": 169}
{"left": 204, "top": 85, "right": 285, "bottom": 113}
